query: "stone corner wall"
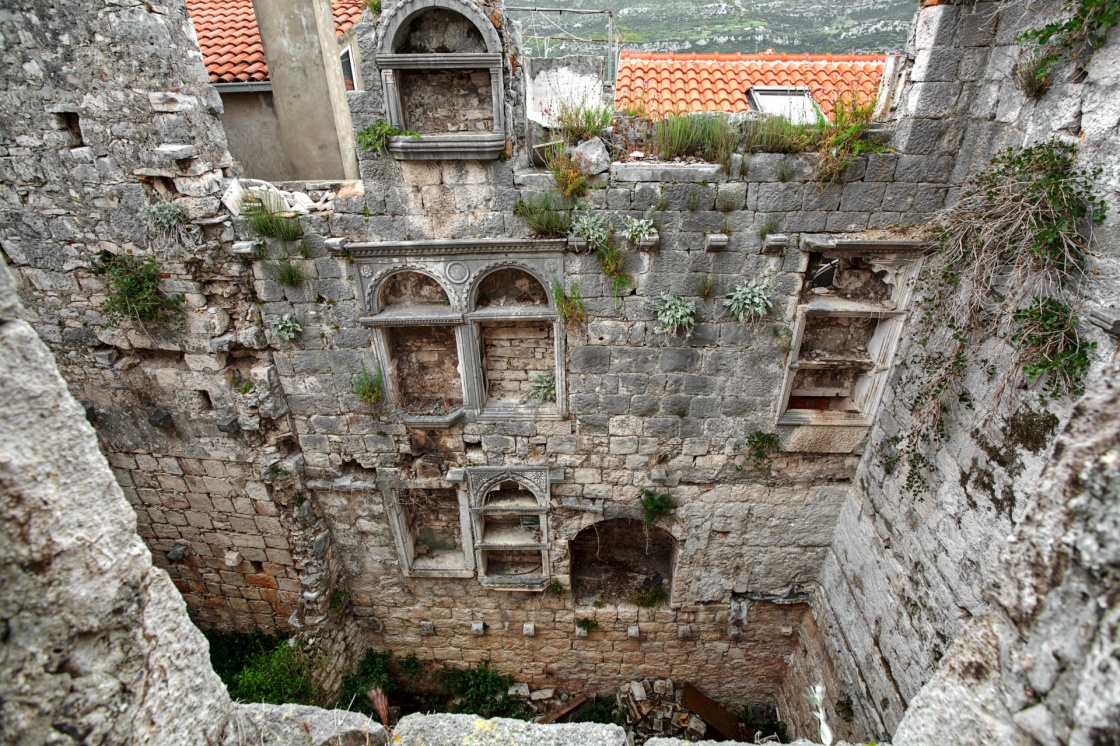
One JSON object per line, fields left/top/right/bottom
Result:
{"left": 817, "top": 0, "right": 1120, "bottom": 737}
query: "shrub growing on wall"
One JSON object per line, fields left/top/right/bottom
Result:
{"left": 91, "top": 252, "right": 183, "bottom": 327}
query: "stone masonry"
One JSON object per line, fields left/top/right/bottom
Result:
{"left": 2, "top": 0, "right": 1119, "bottom": 743}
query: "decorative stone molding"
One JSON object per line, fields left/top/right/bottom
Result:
{"left": 342, "top": 239, "right": 568, "bottom": 422}
{"left": 775, "top": 234, "right": 925, "bottom": 453}
{"left": 466, "top": 466, "right": 556, "bottom": 591}
{"left": 374, "top": 0, "right": 506, "bottom": 160}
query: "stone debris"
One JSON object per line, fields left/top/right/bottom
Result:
{"left": 616, "top": 679, "right": 712, "bottom": 743}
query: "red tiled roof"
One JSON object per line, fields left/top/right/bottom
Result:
{"left": 186, "top": 0, "right": 365, "bottom": 84}
{"left": 616, "top": 51, "right": 888, "bottom": 120}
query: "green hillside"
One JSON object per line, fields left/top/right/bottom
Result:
{"left": 509, "top": 0, "right": 914, "bottom": 57}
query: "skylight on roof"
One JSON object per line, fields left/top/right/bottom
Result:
{"left": 746, "top": 86, "right": 824, "bottom": 124}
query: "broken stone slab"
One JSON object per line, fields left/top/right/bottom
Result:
{"left": 609, "top": 162, "right": 724, "bottom": 183}
{"left": 509, "top": 682, "right": 531, "bottom": 698}
{"left": 513, "top": 171, "right": 556, "bottom": 190}
{"left": 232, "top": 703, "right": 387, "bottom": 746}
{"left": 154, "top": 143, "right": 197, "bottom": 161}
{"left": 573, "top": 137, "right": 610, "bottom": 175}
{"left": 530, "top": 688, "right": 555, "bottom": 701}
{"left": 393, "top": 714, "right": 627, "bottom": 746}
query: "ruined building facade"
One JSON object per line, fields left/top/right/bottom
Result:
{"left": 2, "top": 0, "right": 1118, "bottom": 742}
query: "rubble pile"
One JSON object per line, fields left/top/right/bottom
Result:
{"left": 618, "top": 679, "right": 709, "bottom": 742}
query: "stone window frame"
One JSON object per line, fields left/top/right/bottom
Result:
{"left": 775, "top": 235, "right": 924, "bottom": 453}
{"left": 340, "top": 238, "right": 568, "bottom": 427}
{"left": 375, "top": 0, "right": 507, "bottom": 160}
{"left": 452, "top": 465, "right": 561, "bottom": 592}
{"left": 380, "top": 474, "right": 476, "bottom": 579}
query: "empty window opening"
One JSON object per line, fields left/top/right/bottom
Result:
{"left": 401, "top": 488, "right": 463, "bottom": 571}
{"left": 386, "top": 326, "right": 463, "bottom": 414}
{"left": 476, "top": 268, "right": 548, "bottom": 308}
{"left": 482, "top": 548, "right": 543, "bottom": 578}
{"left": 785, "top": 315, "right": 887, "bottom": 415}
{"left": 400, "top": 69, "right": 494, "bottom": 134}
{"left": 394, "top": 8, "right": 487, "bottom": 53}
{"left": 484, "top": 480, "right": 538, "bottom": 510}
{"left": 56, "top": 112, "right": 83, "bottom": 146}
{"left": 797, "top": 316, "right": 877, "bottom": 365}
{"left": 480, "top": 320, "right": 555, "bottom": 404}
{"left": 379, "top": 271, "right": 450, "bottom": 310}
{"left": 570, "top": 518, "right": 676, "bottom": 608}
{"left": 788, "top": 366, "right": 866, "bottom": 413}
{"left": 802, "top": 255, "right": 893, "bottom": 304}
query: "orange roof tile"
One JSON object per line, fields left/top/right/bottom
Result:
{"left": 186, "top": 0, "right": 365, "bottom": 84}
{"left": 615, "top": 51, "right": 888, "bottom": 120}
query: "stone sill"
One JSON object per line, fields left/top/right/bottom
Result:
{"left": 398, "top": 409, "right": 465, "bottom": 428}
{"left": 405, "top": 566, "right": 475, "bottom": 579}
{"left": 477, "top": 402, "right": 563, "bottom": 421}
{"left": 479, "top": 576, "right": 549, "bottom": 592}
{"left": 777, "top": 410, "right": 871, "bottom": 427}
{"left": 467, "top": 308, "right": 556, "bottom": 322}
{"left": 609, "top": 161, "right": 724, "bottom": 183}
{"left": 801, "top": 233, "right": 927, "bottom": 256}
{"left": 360, "top": 309, "right": 463, "bottom": 326}
{"left": 388, "top": 133, "right": 506, "bottom": 161}
{"left": 374, "top": 52, "right": 502, "bottom": 69}
{"left": 803, "top": 298, "right": 906, "bottom": 316}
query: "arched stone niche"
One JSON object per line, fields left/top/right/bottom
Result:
{"left": 375, "top": 0, "right": 507, "bottom": 160}
{"left": 570, "top": 518, "right": 677, "bottom": 608}
{"left": 465, "top": 466, "right": 556, "bottom": 591}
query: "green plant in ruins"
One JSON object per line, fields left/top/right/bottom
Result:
{"left": 639, "top": 488, "right": 676, "bottom": 524}
{"left": 745, "top": 431, "right": 781, "bottom": 470}
{"left": 1017, "top": 0, "right": 1120, "bottom": 96}
{"left": 894, "top": 140, "right": 1106, "bottom": 492}
{"left": 356, "top": 119, "right": 421, "bottom": 152}
{"left": 91, "top": 252, "right": 183, "bottom": 328}
{"left": 353, "top": 360, "right": 385, "bottom": 407}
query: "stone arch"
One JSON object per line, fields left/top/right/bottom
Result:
{"left": 468, "top": 263, "right": 553, "bottom": 312}
{"left": 369, "top": 268, "right": 452, "bottom": 313}
{"left": 377, "top": 0, "right": 503, "bottom": 57}
{"left": 569, "top": 518, "right": 677, "bottom": 607}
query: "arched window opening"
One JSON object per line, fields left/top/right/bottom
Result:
{"left": 475, "top": 268, "right": 548, "bottom": 309}
{"left": 379, "top": 271, "right": 450, "bottom": 311}
{"left": 570, "top": 518, "right": 676, "bottom": 608}
{"left": 393, "top": 8, "right": 486, "bottom": 53}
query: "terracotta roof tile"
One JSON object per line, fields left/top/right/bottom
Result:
{"left": 186, "top": 0, "right": 365, "bottom": 84}
{"left": 616, "top": 51, "right": 889, "bottom": 120}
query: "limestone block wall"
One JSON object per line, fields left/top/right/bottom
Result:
{"left": 0, "top": 0, "right": 343, "bottom": 635}
{"left": 813, "top": 0, "right": 1120, "bottom": 737}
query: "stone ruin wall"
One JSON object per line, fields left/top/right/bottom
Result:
{"left": 2, "top": 0, "right": 1119, "bottom": 742}
{"left": 813, "top": 0, "right": 1120, "bottom": 737}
